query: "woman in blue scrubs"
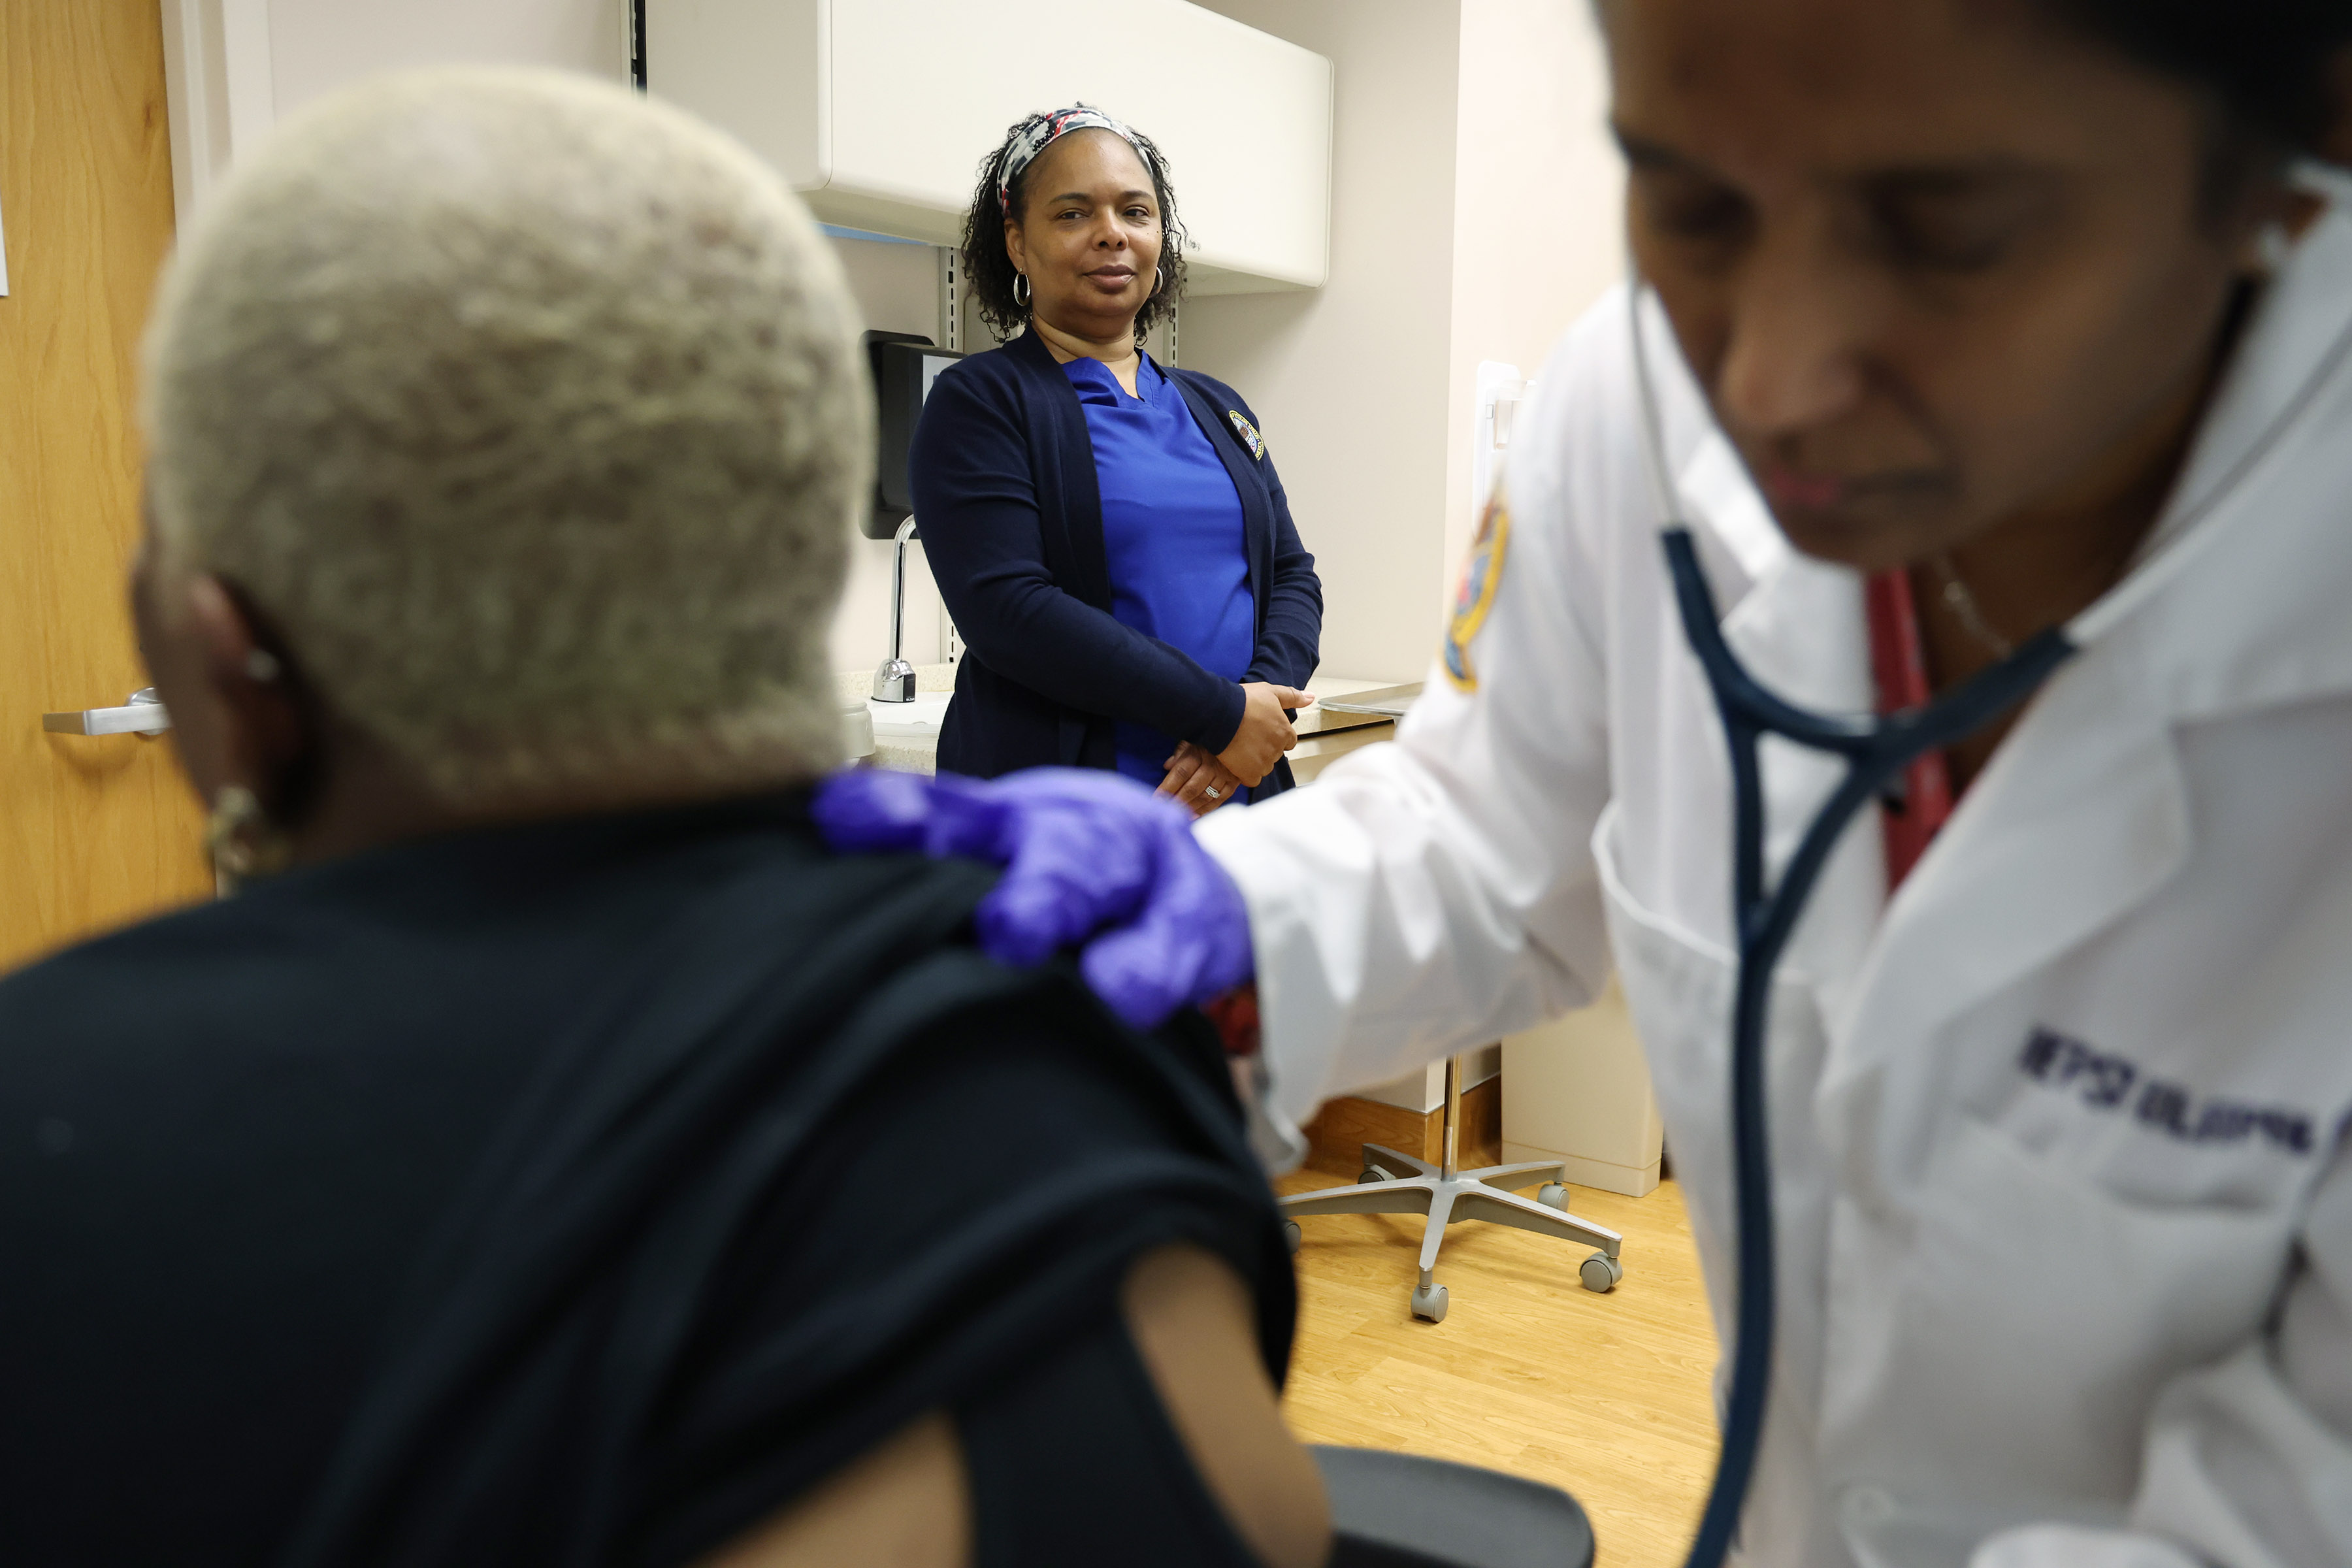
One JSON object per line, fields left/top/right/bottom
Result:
{"left": 911, "top": 106, "right": 1323, "bottom": 811}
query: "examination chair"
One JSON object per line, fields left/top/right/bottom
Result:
{"left": 1280, "top": 1054, "right": 1625, "bottom": 1322}
{"left": 1318, "top": 1446, "right": 1595, "bottom": 1568}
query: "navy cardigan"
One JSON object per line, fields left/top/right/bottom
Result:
{"left": 909, "top": 329, "right": 1324, "bottom": 787}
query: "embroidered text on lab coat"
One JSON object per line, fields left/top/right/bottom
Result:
{"left": 2017, "top": 1027, "right": 2314, "bottom": 1155}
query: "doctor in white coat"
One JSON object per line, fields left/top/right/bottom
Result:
{"left": 821, "top": 1, "right": 2352, "bottom": 1563}
{"left": 1184, "top": 3, "right": 2352, "bottom": 1567}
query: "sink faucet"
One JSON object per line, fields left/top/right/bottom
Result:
{"left": 871, "top": 515, "right": 919, "bottom": 702}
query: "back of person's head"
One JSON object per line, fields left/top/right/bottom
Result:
{"left": 143, "top": 67, "right": 866, "bottom": 809}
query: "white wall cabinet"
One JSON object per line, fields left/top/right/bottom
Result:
{"left": 645, "top": 0, "right": 1331, "bottom": 294}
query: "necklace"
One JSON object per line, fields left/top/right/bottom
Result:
{"left": 1929, "top": 553, "right": 2014, "bottom": 659}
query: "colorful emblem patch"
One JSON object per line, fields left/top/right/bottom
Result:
{"left": 1227, "top": 410, "right": 1265, "bottom": 461}
{"left": 1444, "top": 485, "right": 1512, "bottom": 692}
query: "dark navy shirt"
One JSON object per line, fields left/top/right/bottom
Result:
{"left": 1064, "top": 353, "right": 1253, "bottom": 785}
{"left": 0, "top": 795, "right": 1294, "bottom": 1568}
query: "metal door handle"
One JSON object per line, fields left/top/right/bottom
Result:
{"left": 42, "top": 687, "right": 171, "bottom": 736}
{"left": 43, "top": 693, "right": 866, "bottom": 752}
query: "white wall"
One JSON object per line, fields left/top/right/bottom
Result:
{"left": 1186, "top": 0, "right": 1622, "bottom": 681}
{"left": 1441, "top": 0, "right": 1623, "bottom": 581}
{"left": 1184, "top": 0, "right": 1465, "bottom": 685}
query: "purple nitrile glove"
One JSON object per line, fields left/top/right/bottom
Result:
{"left": 809, "top": 766, "right": 1255, "bottom": 1031}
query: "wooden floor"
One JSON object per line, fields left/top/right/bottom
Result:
{"left": 1274, "top": 1169, "right": 1720, "bottom": 1568}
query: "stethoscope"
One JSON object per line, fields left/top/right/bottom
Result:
{"left": 1625, "top": 248, "right": 2352, "bottom": 1568}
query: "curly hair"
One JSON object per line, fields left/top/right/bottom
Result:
{"left": 958, "top": 108, "right": 1191, "bottom": 344}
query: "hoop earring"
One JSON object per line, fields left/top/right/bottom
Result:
{"left": 1153, "top": 265, "right": 1164, "bottom": 294}
{"left": 1012, "top": 272, "right": 1030, "bottom": 307}
{"left": 206, "top": 783, "right": 292, "bottom": 894}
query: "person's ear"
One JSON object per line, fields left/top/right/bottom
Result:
{"left": 176, "top": 574, "right": 317, "bottom": 823}
{"left": 2252, "top": 46, "right": 2352, "bottom": 265}
{"left": 1003, "top": 214, "right": 1027, "bottom": 278}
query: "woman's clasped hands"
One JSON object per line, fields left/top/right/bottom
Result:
{"left": 1159, "top": 682, "right": 1313, "bottom": 817}
{"left": 1158, "top": 742, "right": 1241, "bottom": 816}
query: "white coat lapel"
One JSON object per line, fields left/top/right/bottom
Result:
{"left": 2138, "top": 189, "right": 2352, "bottom": 564}
{"left": 1824, "top": 661, "right": 2193, "bottom": 1136}
{"left": 2097, "top": 203, "right": 2352, "bottom": 719}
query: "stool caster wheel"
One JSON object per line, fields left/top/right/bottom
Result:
{"left": 1410, "top": 1281, "right": 1449, "bottom": 1323}
{"left": 1538, "top": 1183, "right": 1569, "bottom": 1211}
{"left": 1359, "top": 1166, "right": 1392, "bottom": 1186}
{"left": 1283, "top": 1220, "right": 1302, "bottom": 1254}
{"left": 1580, "top": 1252, "right": 1623, "bottom": 1293}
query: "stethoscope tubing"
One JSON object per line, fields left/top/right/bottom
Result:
{"left": 1661, "top": 525, "right": 2073, "bottom": 1568}
{"left": 1630, "top": 278, "right": 2087, "bottom": 1568}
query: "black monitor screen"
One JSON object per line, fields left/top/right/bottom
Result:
{"left": 864, "top": 331, "right": 964, "bottom": 540}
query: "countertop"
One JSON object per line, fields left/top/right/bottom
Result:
{"left": 838, "top": 666, "right": 1407, "bottom": 780}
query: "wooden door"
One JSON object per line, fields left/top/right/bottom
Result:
{"left": 0, "top": 2, "right": 206, "bottom": 975}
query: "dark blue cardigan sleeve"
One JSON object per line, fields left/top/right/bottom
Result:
{"left": 1239, "top": 423, "right": 1322, "bottom": 691}
{"left": 911, "top": 368, "right": 1247, "bottom": 753}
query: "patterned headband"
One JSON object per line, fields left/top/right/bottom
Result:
{"left": 998, "top": 105, "right": 1150, "bottom": 212}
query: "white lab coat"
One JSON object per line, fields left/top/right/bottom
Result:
{"left": 1196, "top": 199, "right": 2352, "bottom": 1568}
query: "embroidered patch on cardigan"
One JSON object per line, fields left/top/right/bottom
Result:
{"left": 1226, "top": 410, "right": 1266, "bottom": 461}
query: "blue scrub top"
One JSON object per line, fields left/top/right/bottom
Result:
{"left": 1064, "top": 353, "right": 1254, "bottom": 786}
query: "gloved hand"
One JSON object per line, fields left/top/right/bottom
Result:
{"left": 811, "top": 766, "right": 1254, "bottom": 1032}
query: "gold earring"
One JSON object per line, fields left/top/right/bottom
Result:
{"left": 206, "top": 783, "right": 292, "bottom": 894}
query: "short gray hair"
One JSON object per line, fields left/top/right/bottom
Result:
{"left": 143, "top": 67, "right": 866, "bottom": 806}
